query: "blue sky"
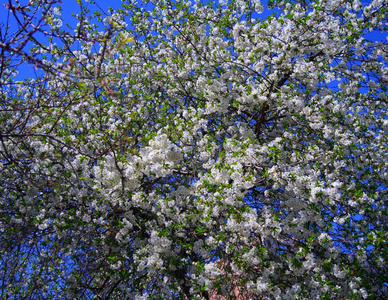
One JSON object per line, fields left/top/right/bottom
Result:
{"left": 1, "top": 0, "right": 277, "bottom": 82}
{"left": 2, "top": 0, "right": 386, "bottom": 83}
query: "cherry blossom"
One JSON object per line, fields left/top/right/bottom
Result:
{"left": 0, "top": 0, "right": 387, "bottom": 298}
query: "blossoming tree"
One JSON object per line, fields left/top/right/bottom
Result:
{"left": 0, "top": 0, "right": 387, "bottom": 298}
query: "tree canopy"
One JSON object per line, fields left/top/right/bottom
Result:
{"left": 0, "top": 0, "right": 387, "bottom": 299}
